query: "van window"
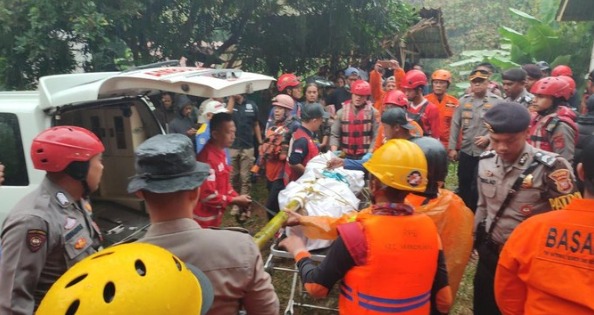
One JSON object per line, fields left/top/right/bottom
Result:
{"left": 0, "top": 113, "right": 29, "bottom": 186}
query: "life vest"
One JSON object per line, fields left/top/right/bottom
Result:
{"left": 283, "top": 127, "right": 319, "bottom": 184}
{"left": 340, "top": 101, "right": 374, "bottom": 157}
{"left": 261, "top": 123, "right": 289, "bottom": 181}
{"left": 339, "top": 212, "right": 439, "bottom": 315}
{"left": 529, "top": 108, "right": 578, "bottom": 152}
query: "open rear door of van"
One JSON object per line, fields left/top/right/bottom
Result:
{"left": 39, "top": 67, "right": 275, "bottom": 110}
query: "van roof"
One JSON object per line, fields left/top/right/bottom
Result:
{"left": 38, "top": 67, "right": 275, "bottom": 110}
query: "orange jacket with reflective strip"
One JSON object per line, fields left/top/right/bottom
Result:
{"left": 495, "top": 198, "right": 594, "bottom": 315}
{"left": 425, "top": 93, "right": 459, "bottom": 148}
{"left": 339, "top": 212, "right": 438, "bottom": 315}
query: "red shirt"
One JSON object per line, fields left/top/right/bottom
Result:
{"left": 407, "top": 99, "right": 441, "bottom": 140}
{"left": 193, "top": 141, "right": 238, "bottom": 227}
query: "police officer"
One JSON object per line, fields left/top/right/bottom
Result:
{"left": 474, "top": 102, "right": 581, "bottom": 315}
{"left": 501, "top": 68, "right": 533, "bottom": 108}
{"left": 448, "top": 69, "right": 503, "bottom": 212}
{"left": 0, "top": 126, "right": 105, "bottom": 314}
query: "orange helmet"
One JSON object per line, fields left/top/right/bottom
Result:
{"left": 431, "top": 69, "right": 452, "bottom": 83}
{"left": 401, "top": 70, "right": 428, "bottom": 89}
{"left": 383, "top": 90, "right": 408, "bottom": 107}
{"left": 276, "top": 73, "right": 300, "bottom": 92}
{"left": 551, "top": 65, "right": 572, "bottom": 77}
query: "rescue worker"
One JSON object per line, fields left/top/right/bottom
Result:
{"left": 494, "top": 138, "right": 594, "bottom": 315}
{"left": 266, "top": 73, "right": 302, "bottom": 129}
{"left": 425, "top": 69, "right": 459, "bottom": 148}
{"left": 195, "top": 99, "right": 229, "bottom": 155}
{"left": 575, "top": 95, "right": 594, "bottom": 192}
{"left": 0, "top": 126, "right": 105, "bottom": 314}
{"left": 258, "top": 94, "right": 299, "bottom": 218}
{"left": 448, "top": 69, "right": 503, "bottom": 212}
{"left": 370, "top": 59, "right": 406, "bottom": 112}
{"left": 528, "top": 76, "right": 578, "bottom": 164}
{"left": 280, "top": 139, "right": 452, "bottom": 315}
{"left": 401, "top": 69, "right": 441, "bottom": 140}
{"left": 36, "top": 243, "right": 214, "bottom": 315}
{"left": 194, "top": 113, "right": 252, "bottom": 227}
{"left": 373, "top": 89, "right": 420, "bottom": 151}
{"left": 551, "top": 65, "right": 580, "bottom": 109}
{"left": 474, "top": 102, "right": 580, "bottom": 315}
{"left": 284, "top": 103, "right": 327, "bottom": 184}
{"left": 327, "top": 106, "right": 417, "bottom": 171}
{"left": 501, "top": 68, "right": 533, "bottom": 108}
{"left": 330, "top": 79, "right": 380, "bottom": 159}
{"left": 521, "top": 63, "right": 543, "bottom": 91}
{"left": 130, "top": 134, "right": 279, "bottom": 315}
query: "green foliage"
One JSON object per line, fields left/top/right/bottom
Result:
{"left": 0, "top": 0, "right": 418, "bottom": 89}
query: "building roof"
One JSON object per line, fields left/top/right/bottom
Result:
{"left": 556, "top": 0, "right": 594, "bottom": 21}
{"left": 405, "top": 8, "right": 453, "bottom": 58}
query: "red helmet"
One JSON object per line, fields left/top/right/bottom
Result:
{"left": 271, "top": 94, "right": 295, "bottom": 110}
{"left": 431, "top": 69, "right": 452, "bottom": 83}
{"left": 383, "top": 90, "right": 408, "bottom": 107}
{"left": 530, "top": 77, "right": 572, "bottom": 101}
{"left": 31, "top": 126, "right": 104, "bottom": 172}
{"left": 276, "top": 73, "right": 300, "bottom": 92}
{"left": 350, "top": 80, "right": 371, "bottom": 96}
{"left": 401, "top": 70, "right": 428, "bottom": 89}
{"left": 558, "top": 75, "right": 576, "bottom": 97}
{"left": 551, "top": 65, "right": 573, "bottom": 77}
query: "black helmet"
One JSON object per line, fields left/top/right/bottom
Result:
{"left": 409, "top": 137, "right": 448, "bottom": 198}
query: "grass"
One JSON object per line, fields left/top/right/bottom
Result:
{"left": 222, "top": 162, "right": 475, "bottom": 314}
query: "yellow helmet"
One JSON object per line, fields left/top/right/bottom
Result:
{"left": 363, "top": 139, "right": 428, "bottom": 192}
{"left": 36, "top": 243, "right": 213, "bottom": 315}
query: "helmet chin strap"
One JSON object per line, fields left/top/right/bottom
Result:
{"left": 80, "top": 180, "right": 91, "bottom": 198}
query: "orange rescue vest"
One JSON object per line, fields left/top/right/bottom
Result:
{"left": 339, "top": 212, "right": 439, "bottom": 315}
{"left": 340, "top": 101, "right": 374, "bottom": 157}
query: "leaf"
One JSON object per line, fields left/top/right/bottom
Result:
{"left": 525, "top": 24, "right": 559, "bottom": 61}
{"left": 550, "top": 55, "right": 572, "bottom": 68}
{"left": 486, "top": 56, "right": 520, "bottom": 71}
{"left": 538, "top": 0, "right": 559, "bottom": 25}
{"left": 498, "top": 26, "right": 530, "bottom": 52}
{"left": 449, "top": 57, "right": 483, "bottom": 67}
{"left": 509, "top": 8, "right": 541, "bottom": 25}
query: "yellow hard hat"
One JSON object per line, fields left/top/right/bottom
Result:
{"left": 364, "top": 139, "right": 428, "bottom": 192}
{"left": 36, "top": 243, "right": 213, "bottom": 315}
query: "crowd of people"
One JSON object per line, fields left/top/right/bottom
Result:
{"left": 1, "top": 59, "right": 594, "bottom": 315}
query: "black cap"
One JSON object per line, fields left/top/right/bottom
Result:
{"left": 127, "top": 134, "right": 210, "bottom": 193}
{"left": 483, "top": 102, "right": 531, "bottom": 134}
{"left": 522, "top": 64, "right": 542, "bottom": 79}
{"left": 301, "top": 103, "right": 329, "bottom": 120}
{"left": 381, "top": 107, "right": 414, "bottom": 130}
{"left": 502, "top": 68, "right": 527, "bottom": 82}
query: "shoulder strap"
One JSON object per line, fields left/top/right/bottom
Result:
{"left": 337, "top": 222, "right": 367, "bottom": 266}
{"left": 487, "top": 159, "right": 541, "bottom": 237}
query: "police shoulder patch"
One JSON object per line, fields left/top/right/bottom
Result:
{"left": 534, "top": 151, "right": 556, "bottom": 168}
{"left": 27, "top": 229, "right": 47, "bottom": 252}
{"left": 480, "top": 150, "right": 496, "bottom": 159}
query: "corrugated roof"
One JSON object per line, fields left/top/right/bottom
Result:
{"left": 557, "top": 0, "right": 594, "bottom": 21}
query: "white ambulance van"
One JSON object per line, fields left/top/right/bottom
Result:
{"left": 0, "top": 65, "right": 274, "bottom": 243}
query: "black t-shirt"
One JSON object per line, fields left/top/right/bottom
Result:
{"left": 231, "top": 99, "right": 259, "bottom": 149}
{"left": 325, "top": 87, "right": 351, "bottom": 112}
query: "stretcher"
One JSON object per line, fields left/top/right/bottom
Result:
{"left": 264, "top": 238, "right": 338, "bottom": 315}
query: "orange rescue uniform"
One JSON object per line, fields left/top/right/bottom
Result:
{"left": 425, "top": 93, "right": 459, "bottom": 148}
{"left": 495, "top": 198, "right": 594, "bottom": 315}
{"left": 370, "top": 68, "right": 406, "bottom": 112}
